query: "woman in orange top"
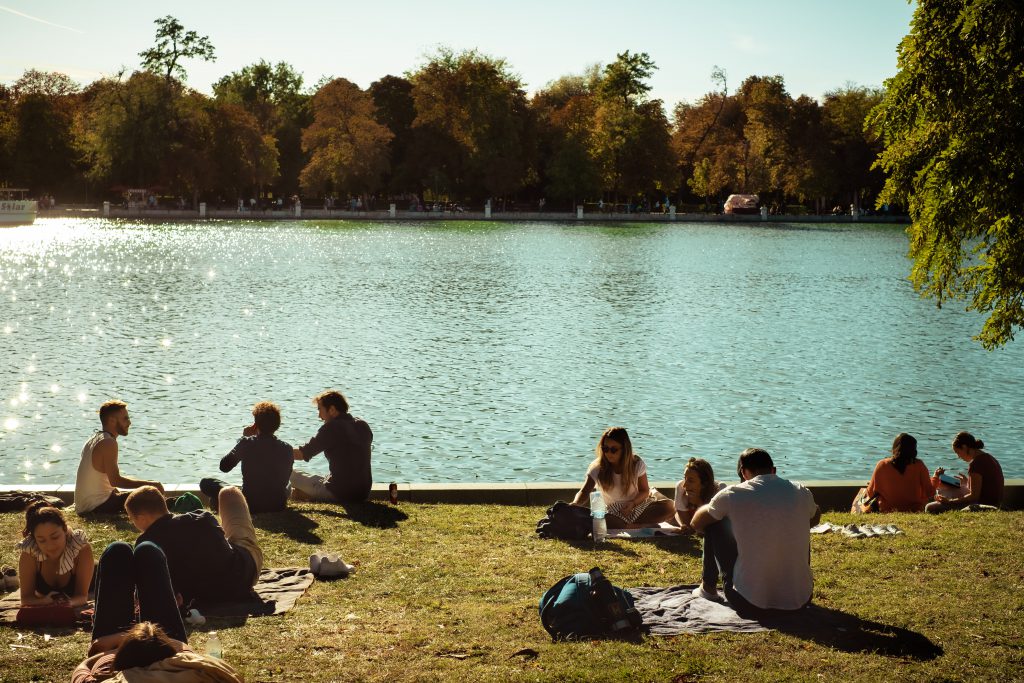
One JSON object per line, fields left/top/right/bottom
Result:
{"left": 865, "top": 433, "right": 935, "bottom": 512}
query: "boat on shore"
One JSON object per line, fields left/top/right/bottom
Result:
{"left": 0, "top": 188, "right": 37, "bottom": 225}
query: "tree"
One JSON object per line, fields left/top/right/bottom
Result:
{"left": 1, "top": 70, "right": 83, "bottom": 194}
{"left": 599, "top": 50, "right": 656, "bottom": 108}
{"left": 869, "top": 0, "right": 1024, "bottom": 348}
{"left": 591, "top": 52, "right": 674, "bottom": 201}
{"left": 408, "top": 48, "right": 533, "bottom": 201}
{"left": 139, "top": 16, "right": 215, "bottom": 82}
{"left": 300, "top": 78, "right": 392, "bottom": 198}
{"left": 213, "top": 61, "right": 309, "bottom": 196}
{"left": 368, "top": 75, "right": 417, "bottom": 193}
{"left": 823, "top": 84, "right": 884, "bottom": 211}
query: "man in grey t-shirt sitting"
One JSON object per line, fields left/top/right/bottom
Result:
{"left": 691, "top": 448, "right": 820, "bottom": 615}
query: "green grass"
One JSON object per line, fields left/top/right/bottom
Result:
{"left": 2, "top": 504, "right": 1022, "bottom": 682}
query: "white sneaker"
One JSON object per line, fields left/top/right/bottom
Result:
{"left": 691, "top": 585, "right": 720, "bottom": 601}
{"left": 317, "top": 555, "right": 355, "bottom": 578}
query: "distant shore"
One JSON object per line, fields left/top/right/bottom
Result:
{"left": 37, "top": 207, "right": 911, "bottom": 224}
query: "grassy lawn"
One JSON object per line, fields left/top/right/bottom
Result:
{"left": 1, "top": 503, "right": 1022, "bottom": 682}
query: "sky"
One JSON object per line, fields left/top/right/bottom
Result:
{"left": 0, "top": 0, "right": 916, "bottom": 106}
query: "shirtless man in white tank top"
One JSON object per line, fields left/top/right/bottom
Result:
{"left": 74, "top": 400, "right": 164, "bottom": 514}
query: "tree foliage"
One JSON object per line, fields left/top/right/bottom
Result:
{"left": 139, "top": 16, "right": 215, "bottom": 82}
{"left": 408, "top": 48, "right": 533, "bottom": 200}
{"left": 213, "top": 60, "right": 309, "bottom": 195}
{"left": 300, "top": 78, "right": 392, "bottom": 197}
{"left": 869, "top": 0, "right": 1024, "bottom": 348}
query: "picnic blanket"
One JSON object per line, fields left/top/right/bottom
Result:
{"left": 193, "top": 567, "right": 313, "bottom": 617}
{"left": 629, "top": 584, "right": 944, "bottom": 660}
{"left": 0, "top": 591, "right": 92, "bottom": 628}
{"left": 605, "top": 522, "right": 683, "bottom": 539}
{"left": 811, "top": 522, "right": 903, "bottom": 538}
{"left": 627, "top": 584, "right": 768, "bottom": 634}
{"left": 1, "top": 568, "right": 313, "bottom": 625}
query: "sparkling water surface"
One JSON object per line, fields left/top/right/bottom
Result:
{"left": 1, "top": 218, "right": 1020, "bottom": 487}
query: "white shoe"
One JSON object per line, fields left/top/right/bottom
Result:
{"left": 317, "top": 554, "right": 355, "bottom": 578}
{"left": 691, "top": 585, "right": 720, "bottom": 601}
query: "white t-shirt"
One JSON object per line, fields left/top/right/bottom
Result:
{"left": 706, "top": 474, "right": 817, "bottom": 610}
{"left": 674, "top": 479, "right": 726, "bottom": 512}
{"left": 587, "top": 457, "right": 647, "bottom": 506}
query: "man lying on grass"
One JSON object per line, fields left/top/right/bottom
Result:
{"left": 125, "top": 485, "right": 263, "bottom": 606}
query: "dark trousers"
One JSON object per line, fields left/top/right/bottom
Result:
{"left": 701, "top": 518, "right": 736, "bottom": 590}
{"left": 88, "top": 490, "right": 131, "bottom": 514}
{"left": 199, "top": 477, "right": 228, "bottom": 510}
{"left": 92, "top": 541, "right": 187, "bottom": 642}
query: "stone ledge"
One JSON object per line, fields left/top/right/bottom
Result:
{"left": 2, "top": 481, "right": 1022, "bottom": 511}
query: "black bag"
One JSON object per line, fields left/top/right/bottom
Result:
{"left": 538, "top": 567, "right": 643, "bottom": 640}
{"left": 536, "top": 501, "right": 593, "bottom": 540}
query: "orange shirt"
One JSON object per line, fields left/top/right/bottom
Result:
{"left": 865, "top": 458, "right": 935, "bottom": 512}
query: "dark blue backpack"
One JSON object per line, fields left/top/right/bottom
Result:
{"left": 539, "top": 567, "right": 643, "bottom": 640}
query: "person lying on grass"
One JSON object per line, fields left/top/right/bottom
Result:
{"left": 73, "top": 540, "right": 242, "bottom": 682}
{"left": 16, "top": 501, "right": 93, "bottom": 608}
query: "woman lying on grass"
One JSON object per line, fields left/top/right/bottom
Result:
{"left": 17, "top": 501, "right": 93, "bottom": 608}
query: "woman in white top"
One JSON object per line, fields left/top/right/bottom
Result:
{"left": 572, "top": 427, "right": 674, "bottom": 528}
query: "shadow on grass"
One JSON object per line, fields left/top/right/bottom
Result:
{"left": 303, "top": 501, "right": 409, "bottom": 529}
{"left": 764, "top": 606, "right": 943, "bottom": 660}
{"left": 252, "top": 509, "right": 323, "bottom": 544}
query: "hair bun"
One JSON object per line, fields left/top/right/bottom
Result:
{"left": 976, "top": 439, "right": 985, "bottom": 449}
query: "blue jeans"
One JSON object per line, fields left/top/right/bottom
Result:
{"left": 92, "top": 541, "right": 186, "bottom": 642}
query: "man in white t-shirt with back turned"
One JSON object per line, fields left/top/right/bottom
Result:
{"left": 691, "top": 447, "right": 820, "bottom": 615}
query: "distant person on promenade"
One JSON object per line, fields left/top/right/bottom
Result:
{"left": 863, "top": 433, "right": 935, "bottom": 512}
{"left": 289, "top": 390, "right": 373, "bottom": 503}
{"left": 691, "top": 448, "right": 820, "bottom": 613}
{"left": 926, "top": 431, "right": 1004, "bottom": 512}
{"left": 126, "top": 485, "right": 263, "bottom": 605}
{"left": 571, "top": 427, "right": 675, "bottom": 528}
{"left": 17, "top": 501, "right": 93, "bottom": 607}
{"left": 199, "top": 401, "right": 293, "bottom": 513}
{"left": 74, "top": 401, "right": 164, "bottom": 515}
{"left": 72, "top": 541, "right": 243, "bottom": 682}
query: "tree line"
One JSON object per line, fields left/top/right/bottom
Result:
{"left": 0, "top": 16, "right": 886, "bottom": 212}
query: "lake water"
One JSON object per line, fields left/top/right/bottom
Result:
{"left": 1, "top": 218, "right": 1020, "bottom": 488}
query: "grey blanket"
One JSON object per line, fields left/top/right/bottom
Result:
{"left": 194, "top": 567, "right": 313, "bottom": 617}
{"left": 627, "top": 585, "right": 768, "bottom": 634}
{"left": 629, "top": 584, "right": 943, "bottom": 661}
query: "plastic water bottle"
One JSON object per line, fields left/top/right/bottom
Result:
{"left": 590, "top": 491, "right": 607, "bottom": 543}
{"left": 205, "top": 631, "right": 222, "bottom": 659}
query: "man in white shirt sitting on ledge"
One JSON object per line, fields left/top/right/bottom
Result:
{"left": 74, "top": 400, "right": 164, "bottom": 514}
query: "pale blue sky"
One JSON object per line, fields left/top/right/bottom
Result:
{"left": 1, "top": 0, "right": 916, "bottom": 105}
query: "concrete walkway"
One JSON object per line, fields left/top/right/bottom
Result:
{"left": 3, "top": 481, "right": 1021, "bottom": 511}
